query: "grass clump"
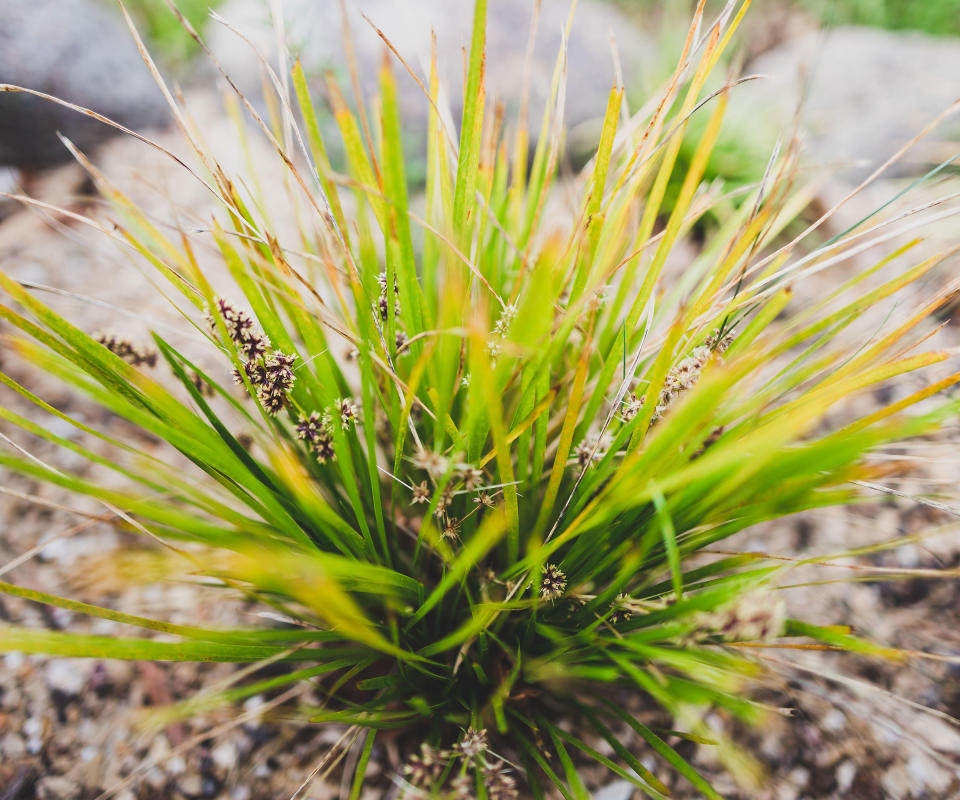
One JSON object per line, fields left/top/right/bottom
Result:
{"left": 1, "top": 0, "right": 959, "bottom": 796}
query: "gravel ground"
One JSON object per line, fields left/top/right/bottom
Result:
{"left": 2, "top": 79, "right": 960, "bottom": 799}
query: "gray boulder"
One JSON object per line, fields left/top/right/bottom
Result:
{"left": 738, "top": 26, "right": 960, "bottom": 181}
{"left": 208, "top": 0, "right": 655, "bottom": 149}
{"left": 0, "top": 0, "right": 169, "bottom": 167}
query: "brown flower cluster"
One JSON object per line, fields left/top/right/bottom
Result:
{"left": 407, "top": 451, "right": 494, "bottom": 547}
{"left": 622, "top": 329, "right": 734, "bottom": 426}
{"left": 239, "top": 352, "right": 297, "bottom": 415}
{"left": 296, "top": 411, "right": 335, "bottom": 463}
{"left": 209, "top": 297, "right": 269, "bottom": 361}
{"left": 540, "top": 563, "right": 567, "bottom": 601}
{"left": 609, "top": 592, "right": 634, "bottom": 625}
{"left": 573, "top": 437, "right": 603, "bottom": 469}
{"left": 376, "top": 270, "right": 409, "bottom": 354}
{"left": 402, "top": 743, "right": 445, "bottom": 790}
{"left": 399, "top": 728, "right": 517, "bottom": 799}
{"left": 335, "top": 397, "right": 357, "bottom": 428}
{"left": 210, "top": 299, "right": 296, "bottom": 415}
{"left": 94, "top": 332, "right": 157, "bottom": 368}
{"left": 376, "top": 270, "right": 401, "bottom": 322}
{"left": 483, "top": 760, "right": 519, "bottom": 800}
{"left": 697, "top": 590, "right": 785, "bottom": 642}
{"left": 486, "top": 302, "right": 517, "bottom": 361}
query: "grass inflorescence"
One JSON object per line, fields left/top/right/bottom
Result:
{"left": 1, "top": 0, "right": 960, "bottom": 796}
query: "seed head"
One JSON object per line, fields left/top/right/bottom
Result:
{"left": 411, "top": 448, "right": 448, "bottom": 478}
{"left": 410, "top": 480, "right": 430, "bottom": 505}
{"left": 473, "top": 491, "right": 496, "bottom": 509}
{"left": 402, "top": 743, "right": 444, "bottom": 788}
{"left": 336, "top": 397, "right": 357, "bottom": 428}
{"left": 95, "top": 332, "right": 158, "bottom": 369}
{"left": 312, "top": 434, "right": 336, "bottom": 464}
{"left": 237, "top": 330, "right": 269, "bottom": 361}
{"left": 656, "top": 345, "right": 716, "bottom": 421}
{"left": 705, "top": 328, "right": 734, "bottom": 354}
{"left": 409, "top": 398, "right": 424, "bottom": 421}
{"left": 457, "top": 727, "right": 488, "bottom": 759}
{"left": 574, "top": 438, "right": 601, "bottom": 469}
{"left": 434, "top": 486, "right": 455, "bottom": 518}
{"left": 620, "top": 393, "right": 642, "bottom": 422}
{"left": 253, "top": 351, "right": 296, "bottom": 414}
{"left": 207, "top": 298, "right": 270, "bottom": 360}
{"left": 441, "top": 518, "right": 460, "bottom": 541}
{"left": 540, "top": 564, "right": 567, "bottom": 601}
{"left": 296, "top": 411, "right": 323, "bottom": 443}
{"left": 258, "top": 386, "right": 287, "bottom": 415}
{"left": 610, "top": 593, "right": 634, "bottom": 625}
{"left": 376, "top": 272, "right": 401, "bottom": 322}
{"left": 449, "top": 773, "right": 473, "bottom": 799}
{"left": 188, "top": 370, "right": 214, "bottom": 397}
{"left": 296, "top": 412, "right": 335, "bottom": 463}
{"left": 483, "top": 760, "right": 519, "bottom": 800}
{"left": 266, "top": 351, "right": 296, "bottom": 372}
{"left": 492, "top": 303, "right": 517, "bottom": 336}
{"left": 460, "top": 465, "right": 483, "bottom": 491}
{"left": 376, "top": 270, "right": 399, "bottom": 295}
{"left": 693, "top": 425, "right": 725, "bottom": 458}
{"left": 234, "top": 360, "right": 267, "bottom": 387}
{"left": 698, "top": 591, "right": 786, "bottom": 642}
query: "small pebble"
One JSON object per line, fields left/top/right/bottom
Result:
{"left": 788, "top": 766, "right": 810, "bottom": 788}
{"left": 593, "top": 780, "right": 633, "bottom": 800}
{"left": 4, "top": 652, "right": 25, "bottom": 670}
{"left": 896, "top": 544, "right": 920, "bottom": 568}
{"left": 836, "top": 759, "right": 857, "bottom": 792}
{"left": 212, "top": 740, "right": 238, "bottom": 770}
{"left": 1, "top": 731, "right": 26, "bottom": 758}
{"left": 37, "top": 775, "right": 75, "bottom": 799}
{"left": 822, "top": 708, "right": 846, "bottom": 732}
{"left": 243, "top": 694, "right": 265, "bottom": 713}
{"left": 23, "top": 716, "right": 42, "bottom": 737}
{"left": 167, "top": 754, "right": 188, "bottom": 775}
{"left": 907, "top": 753, "right": 934, "bottom": 786}
{"left": 178, "top": 774, "right": 204, "bottom": 797}
{"left": 145, "top": 766, "right": 167, "bottom": 788}
{"left": 45, "top": 659, "right": 88, "bottom": 695}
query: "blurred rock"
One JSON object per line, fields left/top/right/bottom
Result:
{"left": 45, "top": 658, "right": 89, "bottom": 696}
{"left": 0, "top": 0, "right": 169, "bottom": 167}
{"left": 208, "top": 0, "right": 655, "bottom": 155}
{"left": 593, "top": 780, "right": 633, "bottom": 800}
{"left": 737, "top": 26, "right": 960, "bottom": 181}
{"left": 0, "top": 730, "right": 26, "bottom": 758}
{"left": 36, "top": 775, "right": 76, "bottom": 800}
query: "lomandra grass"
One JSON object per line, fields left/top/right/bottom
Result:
{"left": 1, "top": 1, "right": 959, "bottom": 797}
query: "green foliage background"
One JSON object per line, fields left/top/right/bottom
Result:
{"left": 618, "top": 0, "right": 960, "bottom": 35}
{"left": 797, "top": 0, "right": 960, "bottom": 34}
